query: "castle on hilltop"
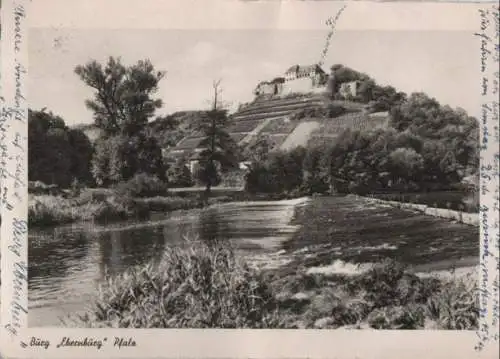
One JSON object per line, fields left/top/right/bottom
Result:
{"left": 254, "top": 64, "right": 361, "bottom": 99}
{"left": 254, "top": 64, "right": 328, "bottom": 97}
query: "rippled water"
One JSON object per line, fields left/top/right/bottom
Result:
{"left": 28, "top": 196, "right": 478, "bottom": 327}
{"left": 28, "top": 199, "right": 306, "bottom": 327}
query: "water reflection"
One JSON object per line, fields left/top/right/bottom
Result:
{"left": 29, "top": 229, "right": 90, "bottom": 294}
{"left": 28, "top": 197, "right": 478, "bottom": 327}
{"left": 29, "top": 201, "right": 302, "bottom": 326}
{"left": 199, "top": 208, "right": 231, "bottom": 246}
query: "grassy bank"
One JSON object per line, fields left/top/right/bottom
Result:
{"left": 65, "top": 238, "right": 478, "bottom": 329}
{"left": 28, "top": 189, "right": 233, "bottom": 228}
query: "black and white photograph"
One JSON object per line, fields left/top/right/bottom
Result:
{"left": 26, "top": 1, "right": 483, "bottom": 331}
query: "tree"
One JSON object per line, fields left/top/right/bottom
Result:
{"left": 388, "top": 147, "right": 424, "bottom": 186}
{"left": 75, "top": 57, "right": 165, "bottom": 137}
{"left": 303, "top": 144, "right": 330, "bottom": 194}
{"left": 91, "top": 133, "right": 165, "bottom": 186}
{"left": 76, "top": 57, "right": 167, "bottom": 185}
{"left": 390, "top": 92, "right": 441, "bottom": 133}
{"left": 195, "top": 80, "right": 239, "bottom": 197}
{"left": 167, "top": 157, "right": 194, "bottom": 188}
{"left": 28, "top": 109, "right": 93, "bottom": 187}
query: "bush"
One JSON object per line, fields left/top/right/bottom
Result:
{"left": 90, "top": 196, "right": 149, "bottom": 223}
{"left": 67, "top": 238, "right": 282, "bottom": 328}
{"left": 92, "top": 133, "right": 166, "bottom": 186}
{"left": 167, "top": 159, "right": 194, "bottom": 188}
{"left": 29, "top": 192, "right": 151, "bottom": 227}
{"left": 367, "top": 305, "right": 425, "bottom": 329}
{"left": 424, "top": 273, "right": 478, "bottom": 330}
{"left": 116, "top": 173, "right": 168, "bottom": 198}
{"left": 135, "top": 196, "right": 201, "bottom": 212}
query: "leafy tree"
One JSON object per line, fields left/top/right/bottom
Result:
{"left": 67, "top": 128, "right": 94, "bottom": 184}
{"left": 303, "top": 144, "right": 330, "bottom": 194}
{"left": 167, "top": 157, "right": 194, "bottom": 188}
{"left": 330, "top": 64, "right": 370, "bottom": 87}
{"left": 388, "top": 147, "right": 424, "bottom": 183}
{"left": 76, "top": 57, "right": 167, "bottom": 185}
{"left": 28, "top": 109, "right": 93, "bottom": 187}
{"left": 390, "top": 92, "right": 441, "bottom": 133}
{"left": 245, "top": 147, "right": 306, "bottom": 194}
{"left": 75, "top": 57, "right": 165, "bottom": 137}
{"left": 91, "top": 133, "right": 165, "bottom": 186}
{"left": 245, "top": 135, "right": 272, "bottom": 164}
{"left": 195, "top": 80, "right": 240, "bottom": 197}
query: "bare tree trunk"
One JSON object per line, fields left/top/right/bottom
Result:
{"left": 205, "top": 80, "right": 222, "bottom": 201}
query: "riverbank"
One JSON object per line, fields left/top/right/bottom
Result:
{"left": 29, "top": 185, "right": 477, "bottom": 229}
{"left": 28, "top": 189, "right": 235, "bottom": 228}
{"left": 64, "top": 194, "right": 479, "bottom": 329}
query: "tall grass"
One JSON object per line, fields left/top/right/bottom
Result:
{"left": 28, "top": 195, "right": 76, "bottom": 227}
{"left": 28, "top": 193, "right": 149, "bottom": 227}
{"left": 66, "top": 238, "right": 282, "bottom": 328}
{"left": 65, "top": 242, "right": 478, "bottom": 330}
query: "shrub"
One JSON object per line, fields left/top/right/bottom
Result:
{"left": 67, "top": 238, "right": 282, "bottom": 328}
{"left": 135, "top": 196, "right": 201, "bottom": 212}
{"left": 353, "top": 260, "right": 408, "bottom": 308}
{"left": 424, "top": 273, "right": 478, "bottom": 330}
{"left": 367, "top": 305, "right": 425, "bottom": 329}
{"left": 116, "top": 173, "right": 168, "bottom": 198}
{"left": 91, "top": 196, "right": 149, "bottom": 223}
{"left": 167, "top": 159, "right": 194, "bottom": 188}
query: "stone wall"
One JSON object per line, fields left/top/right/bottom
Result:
{"left": 255, "top": 83, "right": 278, "bottom": 96}
{"left": 362, "top": 196, "right": 479, "bottom": 226}
{"left": 282, "top": 77, "right": 315, "bottom": 95}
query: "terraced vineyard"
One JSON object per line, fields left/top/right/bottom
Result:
{"left": 165, "top": 93, "right": 390, "bottom": 160}
{"left": 167, "top": 94, "right": 329, "bottom": 158}
{"left": 308, "top": 111, "right": 390, "bottom": 146}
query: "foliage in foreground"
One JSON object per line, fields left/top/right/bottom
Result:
{"left": 65, "top": 238, "right": 479, "bottom": 330}
{"left": 67, "top": 239, "right": 281, "bottom": 328}
{"left": 271, "top": 260, "right": 478, "bottom": 330}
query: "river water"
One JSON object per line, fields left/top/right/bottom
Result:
{"left": 28, "top": 196, "right": 478, "bottom": 327}
{"left": 28, "top": 198, "right": 306, "bottom": 327}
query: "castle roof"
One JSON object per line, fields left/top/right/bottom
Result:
{"left": 285, "top": 64, "right": 325, "bottom": 75}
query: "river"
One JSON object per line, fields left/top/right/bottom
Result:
{"left": 28, "top": 196, "right": 479, "bottom": 327}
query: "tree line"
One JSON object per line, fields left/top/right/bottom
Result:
{"left": 29, "top": 57, "right": 239, "bottom": 197}
{"left": 245, "top": 93, "right": 479, "bottom": 195}
{"left": 29, "top": 58, "right": 479, "bottom": 197}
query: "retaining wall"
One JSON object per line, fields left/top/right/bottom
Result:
{"left": 362, "top": 196, "right": 479, "bottom": 227}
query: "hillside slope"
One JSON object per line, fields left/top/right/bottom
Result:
{"left": 165, "top": 94, "right": 394, "bottom": 161}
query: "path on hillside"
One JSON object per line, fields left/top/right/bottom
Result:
{"left": 240, "top": 116, "right": 278, "bottom": 145}
{"left": 280, "top": 121, "right": 321, "bottom": 150}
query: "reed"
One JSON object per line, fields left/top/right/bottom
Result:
{"left": 65, "top": 238, "right": 282, "bottom": 328}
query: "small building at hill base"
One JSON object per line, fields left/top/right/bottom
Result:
{"left": 339, "top": 80, "right": 360, "bottom": 99}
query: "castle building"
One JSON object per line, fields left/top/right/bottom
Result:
{"left": 284, "top": 64, "right": 326, "bottom": 86}
{"left": 254, "top": 64, "right": 328, "bottom": 97}
{"left": 253, "top": 77, "right": 285, "bottom": 96}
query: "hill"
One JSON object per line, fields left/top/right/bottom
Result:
{"left": 73, "top": 110, "right": 206, "bottom": 149}
{"left": 165, "top": 92, "right": 391, "bottom": 162}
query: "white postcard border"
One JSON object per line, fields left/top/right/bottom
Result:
{"left": 1, "top": 1, "right": 499, "bottom": 358}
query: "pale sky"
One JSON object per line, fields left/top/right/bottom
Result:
{"left": 28, "top": 1, "right": 484, "bottom": 125}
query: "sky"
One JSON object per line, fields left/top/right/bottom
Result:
{"left": 28, "top": 1, "right": 484, "bottom": 126}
